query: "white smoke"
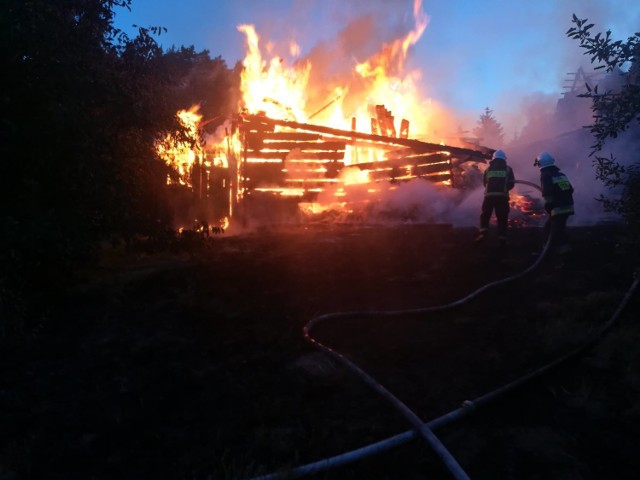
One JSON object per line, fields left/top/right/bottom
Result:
{"left": 505, "top": 126, "right": 637, "bottom": 226}
{"left": 308, "top": 174, "right": 483, "bottom": 227}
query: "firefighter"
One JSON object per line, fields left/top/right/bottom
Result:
{"left": 475, "top": 149, "right": 515, "bottom": 246}
{"left": 535, "top": 151, "right": 574, "bottom": 254}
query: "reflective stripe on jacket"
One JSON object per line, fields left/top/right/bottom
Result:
{"left": 550, "top": 205, "right": 575, "bottom": 216}
{"left": 483, "top": 159, "right": 515, "bottom": 197}
{"left": 541, "top": 166, "right": 574, "bottom": 216}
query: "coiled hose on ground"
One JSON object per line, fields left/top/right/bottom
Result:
{"left": 249, "top": 180, "right": 639, "bottom": 480}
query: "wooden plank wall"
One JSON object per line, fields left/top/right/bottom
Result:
{"left": 240, "top": 115, "right": 457, "bottom": 195}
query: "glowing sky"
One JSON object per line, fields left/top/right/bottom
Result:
{"left": 114, "top": 0, "right": 640, "bottom": 136}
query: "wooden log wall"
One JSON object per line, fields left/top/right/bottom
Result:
{"left": 239, "top": 114, "right": 488, "bottom": 195}
{"left": 241, "top": 120, "right": 347, "bottom": 193}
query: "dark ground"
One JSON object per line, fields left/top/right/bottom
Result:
{"left": 1, "top": 223, "right": 639, "bottom": 480}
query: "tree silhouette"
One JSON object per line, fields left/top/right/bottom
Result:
{"left": 472, "top": 107, "right": 505, "bottom": 148}
{"left": 1, "top": 0, "right": 239, "bottom": 338}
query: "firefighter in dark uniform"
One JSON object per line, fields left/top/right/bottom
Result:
{"left": 535, "top": 151, "right": 574, "bottom": 253}
{"left": 475, "top": 149, "right": 515, "bottom": 246}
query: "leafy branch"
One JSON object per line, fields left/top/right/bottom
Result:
{"left": 567, "top": 15, "right": 640, "bottom": 226}
{"left": 567, "top": 14, "right": 639, "bottom": 72}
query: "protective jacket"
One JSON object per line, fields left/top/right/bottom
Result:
{"left": 483, "top": 158, "right": 515, "bottom": 197}
{"left": 540, "top": 165, "right": 574, "bottom": 216}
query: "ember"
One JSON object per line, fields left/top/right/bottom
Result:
{"left": 509, "top": 192, "right": 546, "bottom": 227}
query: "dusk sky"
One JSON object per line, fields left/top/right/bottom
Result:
{"left": 114, "top": 0, "right": 640, "bottom": 137}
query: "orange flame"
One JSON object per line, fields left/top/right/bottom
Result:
{"left": 237, "top": 24, "right": 311, "bottom": 121}
{"left": 157, "top": 106, "right": 203, "bottom": 186}
{"left": 351, "top": 0, "right": 431, "bottom": 138}
{"left": 164, "top": 1, "right": 482, "bottom": 227}
{"left": 237, "top": 0, "right": 434, "bottom": 138}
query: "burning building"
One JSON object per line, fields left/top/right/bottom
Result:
{"left": 158, "top": 1, "right": 543, "bottom": 230}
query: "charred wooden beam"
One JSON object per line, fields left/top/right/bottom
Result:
{"left": 246, "top": 131, "right": 324, "bottom": 144}
{"left": 284, "top": 177, "right": 342, "bottom": 183}
{"left": 371, "top": 118, "right": 379, "bottom": 135}
{"left": 376, "top": 105, "right": 397, "bottom": 137}
{"left": 246, "top": 150, "right": 345, "bottom": 161}
{"left": 362, "top": 161, "right": 450, "bottom": 177}
{"left": 405, "top": 154, "right": 451, "bottom": 164}
{"left": 423, "top": 173, "right": 452, "bottom": 182}
{"left": 385, "top": 150, "right": 450, "bottom": 163}
{"left": 308, "top": 94, "right": 343, "bottom": 120}
{"left": 244, "top": 163, "right": 285, "bottom": 182}
{"left": 413, "top": 162, "right": 452, "bottom": 175}
{"left": 385, "top": 147, "right": 418, "bottom": 159}
{"left": 280, "top": 180, "right": 341, "bottom": 188}
{"left": 375, "top": 105, "right": 388, "bottom": 136}
{"left": 285, "top": 159, "right": 346, "bottom": 164}
{"left": 348, "top": 139, "right": 399, "bottom": 152}
{"left": 248, "top": 132, "right": 322, "bottom": 141}
{"left": 387, "top": 114, "right": 397, "bottom": 138}
{"left": 367, "top": 167, "right": 408, "bottom": 180}
{"left": 368, "top": 172, "right": 453, "bottom": 184}
{"left": 399, "top": 119, "right": 409, "bottom": 139}
{"left": 242, "top": 117, "right": 276, "bottom": 132}
{"left": 246, "top": 141, "right": 346, "bottom": 152}
{"left": 353, "top": 156, "right": 450, "bottom": 171}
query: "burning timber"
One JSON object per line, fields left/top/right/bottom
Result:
{"left": 239, "top": 113, "right": 493, "bottom": 197}
{"left": 178, "top": 112, "right": 496, "bottom": 227}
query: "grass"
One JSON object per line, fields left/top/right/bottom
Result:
{"left": 1, "top": 224, "right": 639, "bottom": 479}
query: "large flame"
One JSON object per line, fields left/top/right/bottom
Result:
{"left": 350, "top": 0, "right": 430, "bottom": 135}
{"left": 163, "top": 1, "right": 493, "bottom": 228}
{"left": 157, "top": 106, "right": 203, "bottom": 185}
{"left": 237, "top": 0, "right": 433, "bottom": 137}
{"left": 238, "top": 24, "right": 311, "bottom": 121}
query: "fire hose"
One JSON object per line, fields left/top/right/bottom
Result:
{"left": 249, "top": 180, "right": 639, "bottom": 480}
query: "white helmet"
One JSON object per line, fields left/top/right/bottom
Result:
{"left": 492, "top": 149, "right": 507, "bottom": 161}
{"left": 536, "top": 151, "right": 555, "bottom": 168}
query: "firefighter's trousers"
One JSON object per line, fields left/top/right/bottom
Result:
{"left": 479, "top": 196, "right": 510, "bottom": 237}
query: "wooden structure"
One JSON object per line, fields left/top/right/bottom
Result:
{"left": 238, "top": 113, "right": 492, "bottom": 201}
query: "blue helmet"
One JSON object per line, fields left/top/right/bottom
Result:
{"left": 492, "top": 149, "right": 507, "bottom": 161}
{"left": 535, "top": 151, "right": 555, "bottom": 168}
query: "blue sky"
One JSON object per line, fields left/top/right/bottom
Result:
{"left": 114, "top": 0, "right": 640, "bottom": 135}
